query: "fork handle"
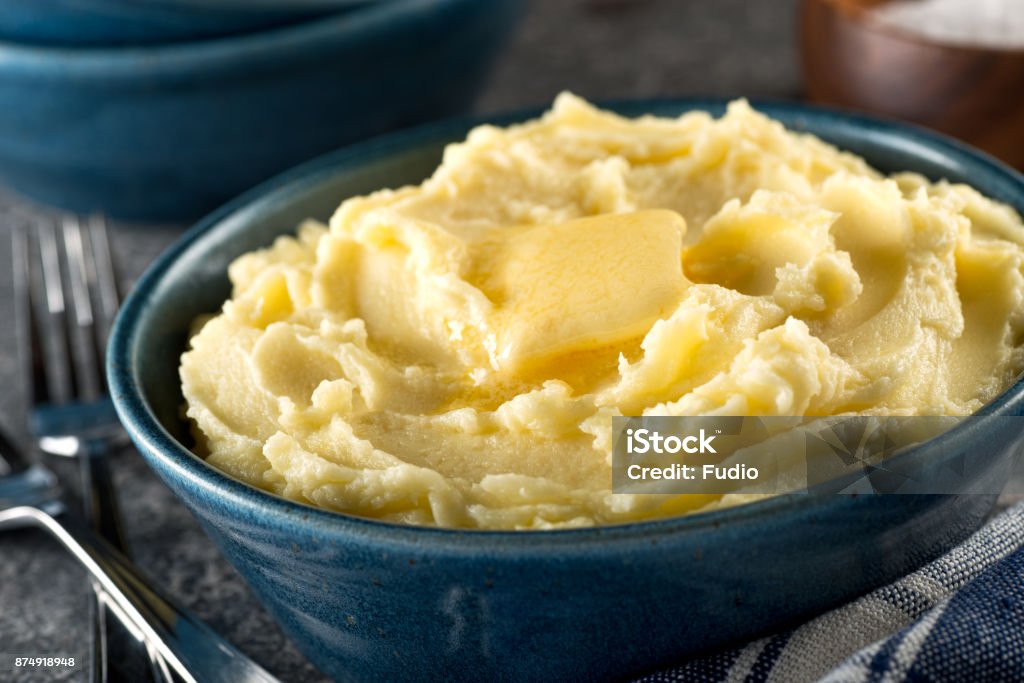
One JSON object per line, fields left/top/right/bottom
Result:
{"left": 80, "top": 441, "right": 173, "bottom": 683}
{"left": 78, "top": 446, "right": 130, "bottom": 559}
{"left": 0, "top": 505, "right": 279, "bottom": 683}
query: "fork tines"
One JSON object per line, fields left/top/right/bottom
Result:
{"left": 13, "top": 214, "right": 120, "bottom": 408}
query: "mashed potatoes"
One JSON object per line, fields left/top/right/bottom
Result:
{"left": 181, "top": 95, "right": 1024, "bottom": 529}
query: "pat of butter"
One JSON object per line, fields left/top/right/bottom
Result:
{"left": 478, "top": 209, "right": 688, "bottom": 370}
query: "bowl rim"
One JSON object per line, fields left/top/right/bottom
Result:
{"left": 142, "top": 0, "right": 383, "bottom": 9}
{"left": 108, "top": 97, "right": 1024, "bottom": 551}
{"left": 137, "top": 0, "right": 379, "bottom": 10}
{"left": 0, "top": 0, "right": 486, "bottom": 76}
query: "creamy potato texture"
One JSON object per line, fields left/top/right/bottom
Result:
{"left": 181, "top": 95, "right": 1024, "bottom": 529}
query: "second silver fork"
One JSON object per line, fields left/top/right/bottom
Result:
{"left": 12, "top": 214, "right": 170, "bottom": 683}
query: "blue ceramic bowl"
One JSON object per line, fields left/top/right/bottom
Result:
{"left": 0, "top": 0, "right": 523, "bottom": 222}
{"left": 108, "top": 101, "right": 1024, "bottom": 682}
{"left": 0, "top": 0, "right": 349, "bottom": 47}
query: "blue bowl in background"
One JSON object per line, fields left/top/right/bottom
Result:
{"left": 108, "top": 101, "right": 1024, "bottom": 682}
{"left": 0, "top": 0, "right": 523, "bottom": 222}
{"left": 0, "top": 0, "right": 349, "bottom": 46}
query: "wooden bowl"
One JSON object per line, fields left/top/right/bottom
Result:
{"left": 801, "top": 0, "right": 1024, "bottom": 169}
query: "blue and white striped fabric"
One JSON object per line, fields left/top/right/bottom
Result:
{"left": 640, "top": 501, "right": 1024, "bottom": 683}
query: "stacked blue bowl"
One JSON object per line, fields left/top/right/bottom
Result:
{"left": 0, "top": 0, "right": 524, "bottom": 221}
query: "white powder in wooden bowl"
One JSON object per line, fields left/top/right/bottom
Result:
{"left": 873, "top": 0, "right": 1024, "bottom": 50}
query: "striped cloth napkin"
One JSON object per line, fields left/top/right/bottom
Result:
{"left": 640, "top": 500, "right": 1024, "bottom": 683}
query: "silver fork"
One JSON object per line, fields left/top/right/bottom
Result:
{"left": 0, "top": 424, "right": 281, "bottom": 683}
{"left": 13, "top": 214, "right": 170, "bottom": 683}
{"left": 6, "top": 217, "right": 279, "bottom": 683}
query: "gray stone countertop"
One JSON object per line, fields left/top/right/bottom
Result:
{"left": 0, "top": 1, "right": 856, "bottom": 681}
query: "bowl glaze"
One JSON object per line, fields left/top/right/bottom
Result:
{"left": 0, "top": 0, "right": 340, "bottom": 47}
{"left": 0, "top": 0, "right": 522, "bottom": 222}
{"left": 108, "top": 101, "right": 1024, "bottom": 682}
